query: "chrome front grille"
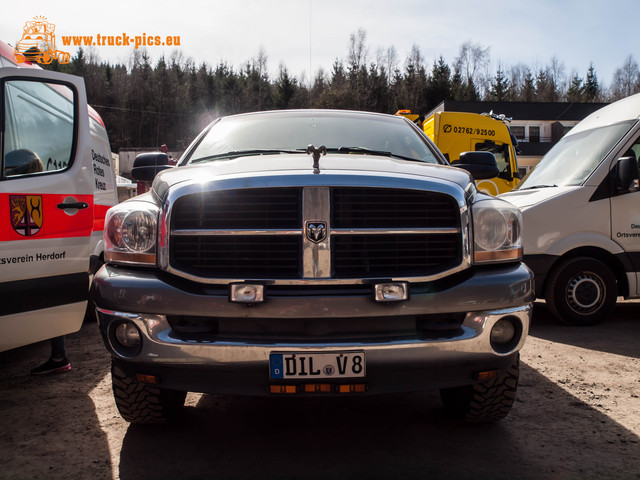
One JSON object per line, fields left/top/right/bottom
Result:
{"left": 332, "top": 188, "right": 459, "bottom": 229}
{"left": 171, "top": 235, "right": 301, "bottom": 278}
{"left": 172, "top": 188, "right": 301, "bottom": 230}
{"left": 332, "top": 233, "right": 460, "bottom": 278}
{"left": 168, "top": 186, "right": 463, "bottom": 282}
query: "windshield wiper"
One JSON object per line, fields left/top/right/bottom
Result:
{"left": 190, "top": 149, "right": 304, "bottom": 163}
{"left": 518, "top": 184, "right": 559, "bottom": 190}
{"left": 328, "top": 146, "right": 418, "bottom": 162}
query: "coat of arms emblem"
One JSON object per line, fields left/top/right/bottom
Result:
{"left": 10, "top": 195, "right": 43, "bottom": 236}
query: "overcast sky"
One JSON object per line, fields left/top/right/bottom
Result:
{"left": 2, "top": 0, "right": 638, "bottom": 90}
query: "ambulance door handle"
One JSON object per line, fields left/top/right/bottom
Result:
{"left": 57, "top": 202, "right": 89, "bottom": 210}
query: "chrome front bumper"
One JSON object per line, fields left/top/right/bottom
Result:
{"left": 95, "top": 263, "right": 533, "bottom": 395}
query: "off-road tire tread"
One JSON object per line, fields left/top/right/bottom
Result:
{"left": 466, "top": 356, "right": 519, "bottom": 422}
{"left": 111, "top": 362, "right": 185, "bottom": 424}
{"left": 441, "top": 354, "right": 519, "bottom": 423}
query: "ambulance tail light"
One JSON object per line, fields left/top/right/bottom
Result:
{"left": 105, "top": 202, "right": 158, "bottom": 265}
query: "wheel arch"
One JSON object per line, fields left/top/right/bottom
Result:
{"left": 542, "top": 246, "right": 629, "bottom": 299}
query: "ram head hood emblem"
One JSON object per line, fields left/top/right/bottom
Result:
{"left": 305, "top": 221, "right": 327, "bottom": 243}
{"left": 306, "top": 144, "right": 326, "bottom": 174}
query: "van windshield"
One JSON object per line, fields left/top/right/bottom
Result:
{"left": 516, "top": 121, "right": 635, "bottom": 189}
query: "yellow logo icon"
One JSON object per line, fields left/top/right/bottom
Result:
{"left": 14, "top": 16, "right": 70, "bottom": 65}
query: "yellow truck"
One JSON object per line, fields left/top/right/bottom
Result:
{"left": 397, "top": 110, "right": 521, "bottom": 195}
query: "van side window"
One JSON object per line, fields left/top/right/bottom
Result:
{"left": 2, "top": 80, "right": 75, "bottom": 178}
{"left": 627, "top": 139, "right": 640, "bottom": 165}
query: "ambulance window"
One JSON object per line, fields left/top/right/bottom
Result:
{"left": 3, "top": 79, "right": 75, "bottom": 178}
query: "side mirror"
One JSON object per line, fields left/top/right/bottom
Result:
{"left": 613, "top": 156, "right": 639, "bottom": 194}
{"left": 510, "top": 134, "right": 523, "bottom": 155}
{"left": 451, "top": 151, "right": 499, "bottom": 180}
{"left": 130, "top": 153, "right": 173, "bottom": 184}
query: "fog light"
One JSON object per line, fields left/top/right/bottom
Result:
{"left": 115, "top": 322, "right": 141, "bottom": 348}
{"left": 230, "top": 283, "right": 265, "bottom": 303}
{"left": 490, "top": 318, "right": 516, "bottom": 345}
{"left": 374, "top": 282, "right": 409, "bottom": 302}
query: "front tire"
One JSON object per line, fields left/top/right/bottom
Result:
{"left": 545, "top": 257, "right": 617, "bottom": 326}
{"left": 111, "top": 360, "right": 186, "bottom": 424}
{"left": 440, "top": 354, "right": 519, "bottom": 422}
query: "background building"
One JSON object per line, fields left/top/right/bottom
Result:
{"left": 426, "top": 100, "right": 608, "bottom": 174}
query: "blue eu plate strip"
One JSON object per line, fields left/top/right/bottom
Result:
{"left": 270, "top": 353, "right": 284, "bottom": 379}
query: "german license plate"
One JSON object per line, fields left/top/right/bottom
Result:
{"left": 269, "top": 351, "right": 365, "bottom": 379}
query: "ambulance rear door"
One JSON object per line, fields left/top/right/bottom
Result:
{"left": 0, "top": 68, "right": 93, "bottom": 351}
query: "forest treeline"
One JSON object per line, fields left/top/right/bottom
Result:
{"left": 43, "top": 30, "right": 640, "bottom": 152}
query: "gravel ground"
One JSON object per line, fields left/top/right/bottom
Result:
{"left": 1, "top": 300, "right": 639, "bottom": 480}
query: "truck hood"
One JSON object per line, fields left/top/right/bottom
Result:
{"left": 500, "top": 186, "right": 579, "bottom": 210}
{"left": 152, "top": 154, "right": 474, "bottom": 198}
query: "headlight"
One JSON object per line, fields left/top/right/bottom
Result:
{"left": 472, "top": 198, "right": 522, "bottom": 263}
{"left": 104, "top": 202, "right": 158, "bottom": 265}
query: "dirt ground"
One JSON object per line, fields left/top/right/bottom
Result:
{"left": 1, "top": 300, "right": 639, "bottom": 480}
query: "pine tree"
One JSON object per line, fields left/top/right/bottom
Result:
{"left": 426, "top": 56, "right": 451, "bottom": 106}
{"left": 566, "top": 74, "right": 584, "bottom": 102}
{"left": 522, "top": 70, "right": 535, "bottom": 102}
{"left": 274, "top": 65, "right": 298, "bottom": 109}
{"left": 488, "top": 67, "right": 509, "bottom": 101}
{"left": 584, "top": 63, "right": 600, "bottom": 101}
{"left": 450, "top": 68, "right": 464, "bottom": 101}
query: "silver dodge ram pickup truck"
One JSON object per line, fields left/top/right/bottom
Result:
{"left": 95, "top": 110, "right": 533, "bottom": 423}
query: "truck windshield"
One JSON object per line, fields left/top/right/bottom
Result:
{"left": 516, "top": 121, "right": 635, "bottom": 189}
{"left": 186, "top": 111, "right": 441, "bottom": 165}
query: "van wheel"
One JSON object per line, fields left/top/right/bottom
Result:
{"left": 440, "top": 354, "right": 519, "bottom": 422}
{"left": 111, "top": 360, "right": 186, "bottom": 424}
{"left": 545, "top": 257, "right": 617, "bottom": 326}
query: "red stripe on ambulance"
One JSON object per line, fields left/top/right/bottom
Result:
{"left": 1, "top": 193, "right": 94, "bottom": 241}
{"left": 93, "top": 204, "right": 111, "bottom": 232}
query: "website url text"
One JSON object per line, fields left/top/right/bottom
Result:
{"left": 61, "top": 34, "right": 181, "bottom": 50}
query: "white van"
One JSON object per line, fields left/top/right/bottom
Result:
{"left": 502, "top": 93, "right": 640, "bottom": 325}
{"left": 0, "top": 41, "right": 117, "bottom": 351}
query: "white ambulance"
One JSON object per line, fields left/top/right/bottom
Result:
{"left": 502, "top": 92, "right": 640, "bottom": 325}
{"left": 0, "top": 41, "right": 117, "bottom": 351}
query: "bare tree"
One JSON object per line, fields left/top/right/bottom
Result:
{"left": 376, "top": 45, "right": 398, "bottom": 85}
{"left": 405, "top": 44, "right": 425, "bottom": 73}
{"left": 507, "top": 63, "right": 530, "bottom": 100}
{"left": 348, "top": 28, "right": 368, "bottom": 71}
{"left": 252, "top": 47, "right": 269, "bottom": 80}
{"left": 610, "top": 55, "right": 640, "bottom": 100}
{"left": 454, "top": 41, "right": 491, "bottom": 97}
{"left": 548, "top": 56, "right": 566, "bottom": 98}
